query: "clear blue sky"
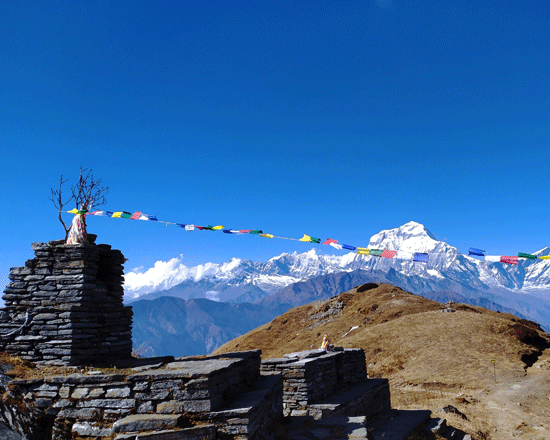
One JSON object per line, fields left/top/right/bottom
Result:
{"left": 1, "top": 1, "right": 550, "bottom": 291}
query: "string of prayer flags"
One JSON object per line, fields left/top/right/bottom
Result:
{"left": 518, "top": 252, "right": 537, "bottom": 260}
{"left": 299, "top": 234, "right": 321, "bottom": 243}
{"left": 414, "top": 253, "right": 429, "bottom": 263}
{"left": 112, "top": 211, "right": 132, "bottom": 219}
{"left": 469, "top": 248, "right": 485, "bottom": 256}
{"left": 381, "top": 249, "right": 397, "bottom": 259}
{"left": 68, "top": 208, "right": 88, "bottom": 215}
{"left": 500, "top": 256, "right": 519, "bottom": 265}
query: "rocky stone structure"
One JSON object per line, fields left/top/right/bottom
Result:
{"left": 0, "top": 240, "right": 132, "bottom": 366}
{"left": 261, "top": 348, "right": 390, "bottom": 421}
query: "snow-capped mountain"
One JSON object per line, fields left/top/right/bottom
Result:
{"left": 125, "top": 221, "right": 550, "bottom": 329}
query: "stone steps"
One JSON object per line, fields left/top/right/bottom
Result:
{"left": 286, "top": 415, "right": 371, "bottom": 439}
{"left": 110, "top": 414, "right": 216, "bottom": 440}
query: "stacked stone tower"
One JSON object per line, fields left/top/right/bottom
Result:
{"left": 0, "top": 238, "right": 132, "bottom": 366}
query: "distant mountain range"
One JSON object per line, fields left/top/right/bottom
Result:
{"left": 129, "top": 221, "right": 550, "bottom": 356}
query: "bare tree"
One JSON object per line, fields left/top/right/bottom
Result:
{"left": 50, "top": 167, "right": 108, "bottom": 240}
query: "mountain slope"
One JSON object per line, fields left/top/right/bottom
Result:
{"left": 214, "top": 283, "right": 550, "bottom": 440}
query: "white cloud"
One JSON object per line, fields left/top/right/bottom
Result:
{"left": 205, "top": 290, "right": 221, "bottom": 302}
{"left": 124, "top": 256, "right": 191, "bottom": 298}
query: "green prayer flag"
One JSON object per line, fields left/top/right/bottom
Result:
{"left": 249, "top": 230, "right": 263, "bottom": 235}
{"left": 369, "top": 249, "right": 383, "bottom": 257}
{"left": 121, "top": 212, "right": 132, "bottom": 219}
{"left": 311, "top": 237, "right": 321, "bottom": 243}
{"left": 518, "top": 252, "right": 537, "bottom": 260}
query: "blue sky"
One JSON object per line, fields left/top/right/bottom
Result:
{"left": 1, "top": 1, "right": 550, "bottom": 292}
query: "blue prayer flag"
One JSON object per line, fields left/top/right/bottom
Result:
{"left": 468, "top": 247, "right": 485, "bottom": 256}
{"left": 342, "top": 244, "right": 356, "bottom": 251}
{"left": 413, "top": 253, "right": 429, "bottom": 263}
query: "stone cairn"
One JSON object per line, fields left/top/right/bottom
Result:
{"left": 0, "top": 239, "right": 132, "bottom": 366}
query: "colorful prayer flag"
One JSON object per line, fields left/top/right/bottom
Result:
{"left": 342, "top": 244, "right": 356, "bottom": 251}
{"left": 322, "top": 238, "right": 338, "bottom": 245}
{"left": 185, "top": 225, "right": 195, "bottom": 231}
{"left": 249, "top": 230, "right": 263, "bottom": 234}
{"left": 106, "top": 211, "right": 114, "bottom": 217}
{"left": 413, "top": 253, "right": 429, "bottom": 263}
{"left": 468, "top": 248, "right": 485, "bottom": 256}
{"left": 356, "top": 247, "right": 369, "bottom": 255}
{"left": 300, "top": 234, "right": 312, "bottom": 242}
{"left": 539, "top": 256, "right": 550, "bottom": 260}
{"left": 381, "top": 249, "right": 397, "bottom": 259}
{"left": 176, "top": 223, "right": 186, "bottom": 228}
{"left": 259, "top": 233, "right": 274, "bottom": 238}
{"left": 239, "top": 230, "right": 251, "bottom": 233}
{"left": 112, "top": 211, "right": 132, "bottom": 219}
{"left": 369, "top": 249, "right": 383, "bottom": 257}
{"left": 518, "top": 252, "right": 537, "bottom": 260}
{"left": 130, "top": 211, "right": 142, "bottom": 220}
{"left": 500, "top": 256, "right": 518, "bottom": 265}
{"left": 68, "top": 208, "right": 80, "bottom": 214}
{"left": 329, "top": 243, "right": 343, "bottom": 250}
{"left": 211, "top": 225, "right": 224, "bottom": 230}
{"left": 196, "top": 226, "right": 206, "bottom": 230}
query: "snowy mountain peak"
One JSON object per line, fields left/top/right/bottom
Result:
{"left": 368, "top": 221, "right": 439, "bottom": 252}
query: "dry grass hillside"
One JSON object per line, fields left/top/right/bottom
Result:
{"left": 214, "top": 283, "right": 550, "bottom": 440}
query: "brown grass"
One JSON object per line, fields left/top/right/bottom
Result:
{"left": 214, "top": 283, "right": 550, "bottom": 440}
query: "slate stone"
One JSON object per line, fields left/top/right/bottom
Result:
{"left": 112, "top": 414, "right": 183, "bottom": 433}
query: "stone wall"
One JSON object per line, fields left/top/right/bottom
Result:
{"left": 261, "top": 348, "right": 367, "bottom": 414}
{"left": 5, "top": 350, "right": 282, "bottom": 440}
{"left": 0, "top": 240, "right": 132, "bottom": 366}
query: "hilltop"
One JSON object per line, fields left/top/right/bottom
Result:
{"left": 214, "top": 283, "right": 550, "bottom": 440}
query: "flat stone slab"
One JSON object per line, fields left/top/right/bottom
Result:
{"left": 114, "top": 424, "right": 216, "bottom": 440}
{"left": 284, "top": 349, "right": 326, "bottom": 360}
{"left": 371, "top": 409, "right": 431, "bottom": 440}
{"left": 112, "top": 414, "right": 183, "bottom": 433}
{"left": 164, "top": 358, "right": 241, "bottom": 375}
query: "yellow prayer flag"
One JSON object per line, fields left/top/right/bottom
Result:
{"left": 356, "top": 247, "right": 369, "bottom": 255}
{"left": 212, "top": 225, "right": 224, "bottom": 230}
{"left": 539, "top": 256, "right": 550, "bottom": 260}
{"left": 68, "top": 208, "right": 80, "bottom": 214}
{"left": 300, "top": 234, "right": 311, "bottom": 242}
{"left": 259, "top": 233, "right": 274, "bottom": 238}
{"left": 112, "top": 212, "right": 124, "bottom": 218}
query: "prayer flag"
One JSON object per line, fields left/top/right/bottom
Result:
{"left": 87, "top": 210, "right": 104, "bottom": 216}
{"left": 322, "top": 238, "right": 338, "bottom": 245}
{"left": 356, "top": 247, "right": 369, "bottom": 255}
{"left": 112, "top": 211, "right": 132, "bottom": 219}
{"left": 300, "top": 234, "right": 321, "bottom": 243}
{"left": 211, "top": 225, "right": 224, "bottom": 230}
{"left": 223, "top": 229, "right": 232, "bottom": 233}
{"left": 106, "top": 211, "right": 114, "bottom": 217}
{"left": 137, "top": 214, "right": 158, "bottom": 221}
{"left": 239, "top": 230, "right": 251, "bottom": 233}
{"left": 500, "top": 256, "right": 518, "bottom": 265}
{"left": 468, "top": 248, "right": 485, "bottom": 256}
{"left": 413, "top": 253, "right": 429, "bottom": 263}
{"left": 259, "top": 233, "right": 274, "bottom": 238}
{"left": 230, "top": 230, "right": 243, "bottom": 235}
{"left": 311, "top": 237, "right": 321, "bottom": 243}
{"left": 342, "top": 244, "right": 356, "bottom": 251}
{"left": 539, "top": 256, "right": 550, "bottom": 260}
{"left": 518, "top": 252, "right": 537, "bottom": 260}
{"left": 329, "top": 243, "right": 343, "bottom": 250}
{"left": 381, "top": 249, "right": 397, "bottom": 259}
{"left": 249, "top": 230, "right": 263, "bottom": 234}
{"left": 130, "top": 211, "right": 142, "bottom": 220}
{"left": 176, "top": 223, "right": 186, "bottom": 228}
{"left": 68, "top": 208, "right": 80, "bottom": 214}
{"left": 396, "top": 251, "right": 413, "bottom": 260}
{"left": 185, "top": 225, "right": 195, "bottom": 231}
{"left": 300, "top": 234, "right": 312, "bottom": 242}
{"left": 484, "top": 255, "right": 500, "bottom": 262}
{"left": 369, "top": 249, "right": 383, "bottom": 257}
{"left": 196, "top": 226, "right": 206, "bottom": 230}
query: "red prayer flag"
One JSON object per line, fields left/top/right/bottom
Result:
{"left": 500, "top": 256, "right": 519, "bottom": 265}
{"left": 130, "top": 211, "right": 141, "bottom": 220}
{"left": 196, "top": 226, "right": 206, "bottom": 230}
{"left": 381, "top": 250, "right": 397, "bottom": 259}
{"left": 239, "top": 230, "right": 251, "bottom": 233}
{"left": 322, "top": 238, "right": 338, "bottom": 245}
